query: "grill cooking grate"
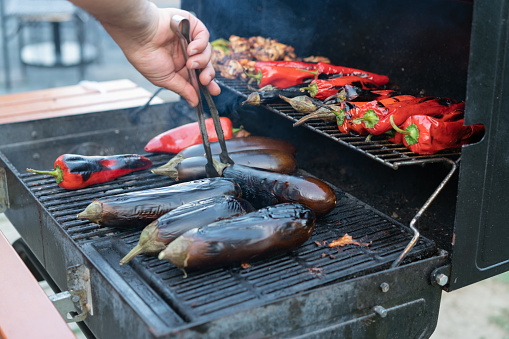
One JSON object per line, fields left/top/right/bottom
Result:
{"left": 216, "top": 76, "right": 461, "bottom": 169}
{"left": 22, "top": 153, "right": 437, "bottom": 322}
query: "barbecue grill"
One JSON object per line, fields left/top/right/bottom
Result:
{"left": 1, "top": 0, "right": 507, "bottom": 338}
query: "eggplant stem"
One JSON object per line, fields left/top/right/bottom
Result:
{"left": 119, "top": 244, "right": 144, "bottom": 265}
{"left": 152, "top": 155, "right": 185, "bottom": 178}
{"left": 212, "top": 158, "right": 229, "bottom": 175}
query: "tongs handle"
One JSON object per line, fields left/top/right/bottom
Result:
{"left": 170, "top": 15, "right": 233, "bottom": 177}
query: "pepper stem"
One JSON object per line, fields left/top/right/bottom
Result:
{"left": 296, "top": 68, "right": 318, "bottom": 77}
{"left": 244, "top": 69, "right": 262, "bottom": 85}
{"left": 26, "top": 165, "right": 64, "bottom": 183}
{"left": 299, "top": 82, "right": 318, "bottom": 97}
{"left": 389, "top": 115, "right": 420, "bottom": 145}
{"left": 389, "top": 115, "right": 409, "bottom": 135}
{"left": 333, "top": 108, "right": 346, "bottom": 126}
{"left": 360, "top": 109, "right": 379, "bottom": 129}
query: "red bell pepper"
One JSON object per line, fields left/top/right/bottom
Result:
{"left": 26, "top": 154, "right": 152, "bottom": 189}
{"left": 144, "top": 117, "right": 233, "bottom": 154}
{"left": 389, "top": 112, "right": 485, "bottom": 155}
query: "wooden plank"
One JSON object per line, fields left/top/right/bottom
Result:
{"left": 0, "top": 87, "right": 162, "bottom": 116}
{"left": 0, "top": 231, "right": 75, "bottom": 339}
{"left": 0, "top": 98, "right": 163, "bottom": 124}
{"left": 0, "top": 79, "right": 137, "bottom": 106}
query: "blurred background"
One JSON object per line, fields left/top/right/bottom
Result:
{"left": 1, "top": 1, "right": 508, "bottom": 338}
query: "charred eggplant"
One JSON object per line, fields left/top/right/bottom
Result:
{"left": 119, "top": 195, "right": 254, "bottom": 265}
{"left": 158, "top": 203, "right": 316, "bottom": 274}
{"left": 152, "top": 149, "right": 297, "bottom": 181}
{"left": 76, "top": 178, "right": 241, "bottom": 228}
{"left": 213, "top": 160, "right": 337, "bottom": 216}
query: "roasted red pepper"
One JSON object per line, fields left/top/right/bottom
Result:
{"left": 301, "top": 76, "right": 380, "bottom": 100}
{"left": 144, "top": 117, "right": 233, "bottom": 154}
{"left": 315, "top": 62, "right": 389, "bottom": 86}
{"left": 356, "top": 97, "right": 465, "bottom": 135}
{"left": 253, "top": 61, "right": 318, "bottom": 69}
{"left": 27, "top": 154, "right": 152, "bottom": 189}
{"left": 246, "top": 64, "right": 316, "bottom": 88}
{"left": 389, "top": 112, "right": 485, "bottom": 155}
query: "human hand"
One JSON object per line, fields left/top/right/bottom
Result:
{"left": 128, "top": 8, "right": 221, "bottom": 107}
{"left": 83, "top": 4, "right": 220, "bottom": 107}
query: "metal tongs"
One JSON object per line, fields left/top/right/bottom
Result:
{"left": 170, "top": 15, "right": 234, "bottom": 177}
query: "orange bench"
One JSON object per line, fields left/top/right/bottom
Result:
{"left": 0, "top": 231, "right": 76, "bottom": 339}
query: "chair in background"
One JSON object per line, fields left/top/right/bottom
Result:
{"left": 0, "top": 0, "right": 97, "bottom": 89}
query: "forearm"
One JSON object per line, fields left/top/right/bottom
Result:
{"left": 69, "top": 0, "right": 160, "bottom": 44}
{"left": 69, "top": 0, "right": 154, "bottom": 28}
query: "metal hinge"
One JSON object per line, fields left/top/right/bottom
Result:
{"left": 49, "top": 264, "right": 93, "bottom": 323}
{"left": 0, "top": 167, "right": 9, "bottom": 213}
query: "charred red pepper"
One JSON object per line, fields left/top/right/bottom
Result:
{"left": 356, "top": 97, "right": 465, "bottom": 135}
{"left": 144, "top": 117, "right": 233, "bottom": 154}
{"left": 389, "top": 112, "right": 485, "bottom": 155}
{"left": 246, "top": 64, "right": 316, "bottom": 88}
{"left": 253, "top": 61, "right": 318, "bottom": 69}
{"left": 315, "top": 62, "right": 389, "bottom": 86}
{"left": 27, "top": 154, "right": 152, "bottom": 189}
{"left": 301, "top": 76, "right": 380, "bottom": 100}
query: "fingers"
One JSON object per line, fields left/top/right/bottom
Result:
{"left": 199, "top": 62, "right": 221, "bottom": 95}
{"left": 187, "top": 15, "right": 210, "bottom": 58}
{"left": 187, "top": 41, "right": 212, "bottom": 71}
{"left": 160, "top": 70, "right": 200, "bottom": 107}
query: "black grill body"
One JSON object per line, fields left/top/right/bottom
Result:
{"left": 0, "top": 102, "right": 445, "bottom": 338}
{"left": 184, "top": 0, "right": 509, "bottom": 291}
{"left": 2, "top": 0, "right": 509, "bottom": 337}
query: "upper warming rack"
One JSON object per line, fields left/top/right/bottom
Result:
{"left": 216, "top": 75, "right": 461, "bottom": 170}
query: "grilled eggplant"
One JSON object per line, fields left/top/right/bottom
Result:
{"left": 213, "top": 160, "right": 337, "bottom": 216}
{"left": 162, "top": 136, "right": 297, "bottom": 172}
{"left": 119, "top": 195, "right": 254, "bottom": 265}
{"left": 158, "top": 203, "right": 316, "bottom": 274}
{"left": 152, "top": 149, "right": 297, "bottom": 181}
{"left": 241, "top": 84, "right": 305, "bottom": 106}
{"left": 179, "top": 136, "right": 297, "bottom": 158}
{"left": 76, "top": 178, "right": 241, "bottom": 228}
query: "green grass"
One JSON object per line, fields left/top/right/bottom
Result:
{"left": 488, "top": 308, "right": 509, "bottom": 339}
{"left": 493, "top": 271, "right": 509, "bottom": 285}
